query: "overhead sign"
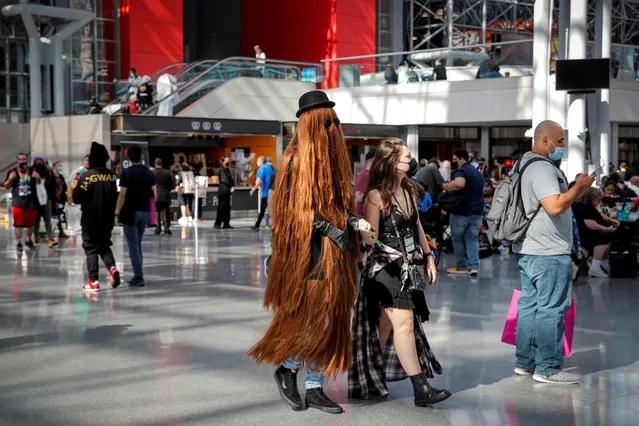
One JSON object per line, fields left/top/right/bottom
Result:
{"left": 115, "top": 116, "right": 281, "bottom": 136}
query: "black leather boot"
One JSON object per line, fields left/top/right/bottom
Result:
{"left": 274, "top": 366, "right": 306, "bottom": 411}
{"left": 409, "top": 373, "right": 451, "bottom": 407}
{"left": 305, "top": 388, "right": 344, "bottom": 414}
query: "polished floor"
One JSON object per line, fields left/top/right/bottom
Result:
{"left": 0, "top": 220, "right": 638, "bottom": 426}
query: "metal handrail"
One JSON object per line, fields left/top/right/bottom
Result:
{"left": 140, "top": 56, "right": 325, "bottom": 116}
{"left": 104, "top": 61, "right": 189, "bottom": 111}
{"left": 320, "top": 39, "right": 534, "bottom": 63}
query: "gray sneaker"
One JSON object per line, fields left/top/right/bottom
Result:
{"left": 533, "top": 371, "right": 582, "bottom": 385}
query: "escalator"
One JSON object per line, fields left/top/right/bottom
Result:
{"left": 140, "top": 57, "right": 325, "bottom": 117}
{"left": 103, "top": 61, "right": 191, "bottom": 114}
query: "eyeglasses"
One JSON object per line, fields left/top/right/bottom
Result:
{"left": 325, "top": 118, "right": 341, "bottom": 129}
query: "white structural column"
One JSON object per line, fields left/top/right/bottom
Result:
{"left": 595, "top": 0, "right": 612, "bottom": 177}
{"left": 531, "top": 0, "right": 552, "bottom": 131}
{"left": 567, "top": 0, "right": 588, "bottom": 180}
{"left": 53, "top": 39, "right": 65, "bottom": 116}
{"left": 28, "top": 38, "right": 42, "bottom": 119}
{"left": 558, "top": 0, "right": 570, "bottom": 60}
{"left": 480, "top": 127, "right": 490, "bottom": 161}
{"left": 611, "top": 123, "right": 619, "bottom": 170}
{"left": 406, "top": 125, "right": 419, "bottom": 159}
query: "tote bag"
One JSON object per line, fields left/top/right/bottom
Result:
{"left": 501, "top": 289, "right": 575, "bottom": 357}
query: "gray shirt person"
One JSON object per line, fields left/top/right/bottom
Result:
{"left": 513, "top": 152, "right": 572, "bottom": 256}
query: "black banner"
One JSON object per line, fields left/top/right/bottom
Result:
{"left": 116, "top": 116, "right": 281, "bottom": 136}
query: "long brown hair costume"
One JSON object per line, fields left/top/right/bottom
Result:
{"left": 247, "top": 107, "right": 358, "bottom": 376}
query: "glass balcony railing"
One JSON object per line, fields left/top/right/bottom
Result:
{"left": 323, "top": 40, "right": 639, "bottom": 88}
{"left": 140, "top": 57, "right": 325, "bottom": 117}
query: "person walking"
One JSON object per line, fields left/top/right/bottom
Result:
{"left": 152, "top": 158, "right": 174, "bottom": 235}
{"left": 251, "top": 156, "right": 275, "bottom": 231}
{"left": 513, "top": 120, "right": 594, "bottom": 384}
{"left": 115, "top": 145, "right": 156, "bottom": 287}
{"left": 32, "top": 157, "right": 58, "bottom": 248}
{"left": 51, "top": 161, "right": 69, "bottom": 238}
{"left": 3, "top": 153, "right": 37, "bottom": 251}
{"left": 351, "top": 138, "right": 450, "bottom": 407}
{"left": 214, "top": 157, "right": 234, "bottom": 229}
{"left": 355, "top": 148, "right": 376, "bottom": 217}
{"left": 443, "top": 149, "right": 485, "bottom": 276}
{"left": 72, "top": 142, "right": 120, "bottom": 292}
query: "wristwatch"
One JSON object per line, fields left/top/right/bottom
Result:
{"left": 424, "top": 251, "right": 435, "bottom": 258}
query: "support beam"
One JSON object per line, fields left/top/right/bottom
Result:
{"left": 482, "top": 0, "right": 487, "bottom": 50}
{"left": 558, "top": 0, "right": 570, "bottom": 60}
{"left": 406, "top": 125, "right": 419, "bottom": 160}
{"left": 595, "top": 0, "right": 612, "bottom": 178}
{"left": 611, "top": 122, "right": 619, "bottom": 172}
{"left": 567, "top": 0, "right": 588, "bottom": 180}
{"left": 29, "top": 38, "right": 42, "bottom": 119}
{"left": 531, "top": 0, "right": 552, "bottom": 130}
{"left": 480, "top": 127, "right": 490, "bottom": 161}
{"left": 53, "top": 39, "right": 65, "bottom": 116}
{"left": 447, "top": 0, "right": 454, "bottom": 47}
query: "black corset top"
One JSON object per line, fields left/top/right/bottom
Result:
{"left": 378, "top": 206, "right": 419, "bottom": 252}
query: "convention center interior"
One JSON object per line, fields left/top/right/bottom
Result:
{"left": 0, "top": 0, "right": 639, "bottom": 424}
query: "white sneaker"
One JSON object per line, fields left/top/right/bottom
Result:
{"left": 533, "top": 371, "right": 582, "bottom": 385}
{"left": 514, "top": 367, "right": 534, "bottom": 376}
{"left": 178, "top": 217, "right": 188, "bottom": 226}
{"left": 589, "top": 265, "right": 609, "bottom": 278}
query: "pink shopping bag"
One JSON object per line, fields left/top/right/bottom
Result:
{"left": 501, "top": 289, "right": 575, "bottom": 357}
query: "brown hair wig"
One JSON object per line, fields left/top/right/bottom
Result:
{"left": 247, "top": 107, "right": 358, "bottom": 376}
{"left": 364, "top": 138, "right": 417, "bottom": 216}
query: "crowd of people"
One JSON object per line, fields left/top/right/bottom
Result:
{"left": 4, "top": 89, "right": 638, "bottom": 415}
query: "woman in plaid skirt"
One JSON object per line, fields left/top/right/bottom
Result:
{"left": 354, "top": 138, "right": 451, "bottom": 407}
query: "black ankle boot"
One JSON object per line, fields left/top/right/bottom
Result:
{"left": 409, "top": 373, "right": 451, "bottom": 407}
{"left": 305, "top": 388, "right": 344, "bottom": 414}
{"left": 274, "top": 366, "right": 306, "bottom": 411}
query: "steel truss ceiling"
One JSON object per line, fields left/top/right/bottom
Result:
{"left": 408, "top": 0, "right": 639, "bottom": 51}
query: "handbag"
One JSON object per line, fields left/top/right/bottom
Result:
{"left": 437, "top": 190, "right": 464, "bottom": 212}
{"left": 390, "top": 212, "right": 426, "bottom": 292}
{"left": 501, "top": 289, "right": 575, "bottom": 357}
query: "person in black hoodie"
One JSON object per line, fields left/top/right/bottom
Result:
{"left": 72, "top": 142, "right": 120, "bottom": 293}
{"left": 214, "top": 156, "right": 235, "bottom": 229}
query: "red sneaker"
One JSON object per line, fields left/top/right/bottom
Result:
{"left": 109, "top": 267, "right": 121, "bottom": 289}
{"left": 82, "top": 279, "right": 100, "bottom": 293}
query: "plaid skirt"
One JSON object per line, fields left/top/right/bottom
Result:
{"left": 348, "top": 277, "right": 443, "bottom": 400}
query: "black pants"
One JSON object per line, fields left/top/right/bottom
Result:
{"left": 215, "top": 194, "right": 231, "bottom": 227}
{"left": 255, "top": 196, "right": 268, "bottom": 227}
{"left": 155, "top": 201, "right": 171, "bottom": 231}
{"left": 82, "top": 228, "right": 116, "bottom": 282}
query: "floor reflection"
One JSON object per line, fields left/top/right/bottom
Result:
{"left": 0, "top": 219, "right": 638, "bottom": 425}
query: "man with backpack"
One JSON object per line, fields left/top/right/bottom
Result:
{"left": 489, "top": 120, "right": 593, "bottom": 385}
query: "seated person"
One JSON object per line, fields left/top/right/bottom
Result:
{"left": 607, "top": 172, "right": 637, "bottom": 198}
{"left": 573, "top": 187, "right": 621, "bottom": 278}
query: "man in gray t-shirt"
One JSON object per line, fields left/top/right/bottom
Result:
{"left": 513, "top": 153, "right": 572, "bottom": 256}
{"left": 512, "top": 120, "right": 593, "bottom": 386}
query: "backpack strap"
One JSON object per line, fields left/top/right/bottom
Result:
{"left": 516, "top": 156, "right": 556, "bottom": 221}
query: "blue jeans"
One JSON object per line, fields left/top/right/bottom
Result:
{"left": 449, "top": 214, "right": 482, "bottom": 269}
{"left": 282, "top": 360, "right": 324, "bottom": 389}
{"left": 516, "top": 254, "right": 572, "bottom": 376}
{"left": 123, "top": 211, "right": 150, "bottom": 278}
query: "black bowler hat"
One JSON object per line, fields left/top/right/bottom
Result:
{"left": 295, "top": 90, "right": 335, "bottom": 118}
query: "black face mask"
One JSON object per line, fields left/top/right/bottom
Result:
{"left": 18, "top": 161, "right": 27, "bottom": 171}
{"left": 451, "top": 160, "right": 458, "bottom": 170}
{"left": 399, "top": 158, "right": 419, "bottom": 178}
